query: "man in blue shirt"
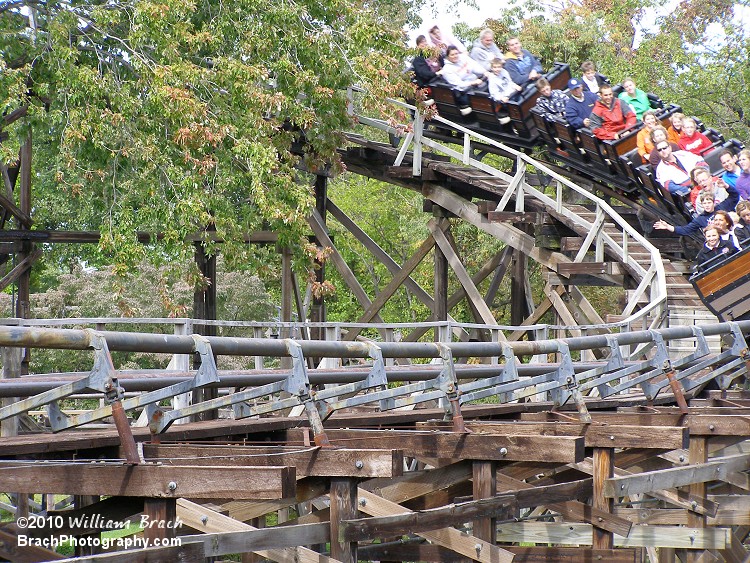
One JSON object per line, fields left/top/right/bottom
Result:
{"left": 564, "top": 78, "right": 598, "bottom": 130}
{"left": 504, "top": 37, "right": 543, "bottom": 86}
{"left": 719, "top": 149, "right": 741, "bottom": 188}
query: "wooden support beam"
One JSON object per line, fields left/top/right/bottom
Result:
{"left": 141, "top": 444, "right": 403, "bottom": 478}
{"left": 422, "top": 183, "right": 566, "bottom": 269}
{"left": 339, "top": 493, "right": 515, "bottom": 541}
{"left": 308, "top": 209, "right": 385, "bottom": 326}
{"left": 357, "top": 489, "right": 515, "bottom": 563}
{"left": 343, "top": 226, "right": 438, "bottom": 340}
{"left": 49, "top": 543, "right": 206, "bottom": 562}
{"left": 519, "top": 412, "right": 750, "bottom": 437}
{"left": 429, "top": 221, "right": 500, "bottom": 328}
{"left": 329, "top": 478, "right": 357, "bottom": 563}
{"left": 0, "top": 249, "right": 41, "bottom": 292}
{"left": 142, "top": 498, "right": 177, "bottom": 542}
{"left": 495, "top": 474, "right": 632, "bottom": 537}
{"left": 472, "top": 461, "right": 497, "bottom": 543}
{"left": 286, "top": 429, "right": 585, "bottom": 463}
{"left": 0, "top": 463, "right": 295, "bottom": 500}
{"left": 486, "top": 211, "right": 543, "bottom": 223}
{"left": 574, "top": 458, "right": 720, "bottom": 517}
{"left": 433, "top": 217, "right": 449, "bottom": 330}
{"left": 603, "top": 454, "right": 750, "bottom": 498}
{"left": 592, "top": 447, "right": 614, "bottom": 549}
{"left": 358, "top": 544, "right": 644, "bottom": 563}
{"left": 403, "top": 249, "right": 505, "bottom": 343}
{"left": 0, "top": 192, "right": 32, "bottom": 228}
{"left": 495, "top": 522, "right": 730, "bottom": 549}
{"left": 508, "top": 283, "right": 563, "bottom": 341}
{"left": 556, "top": 262, "right": 625, "bottom": 276}
{"left": 0, "top": 526, "right": 66, "bottom": 561}
{"left": 176, "top": 499, "right": 339, "bottom": 562}
{"left": 326, "top": 199, "right": 435, "bottom": 308}
{"left": 420, "top": 421, "right": 689, "bottom": 450}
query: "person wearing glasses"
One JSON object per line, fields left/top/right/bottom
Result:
{"left": 654, "top": 184, "right": 740, "bottom": 237}
{"left": 647, "top": 126, "right": 679, "bottom": 167}
{"left": 653, "top": 142, "right": 706, "bottom": 196}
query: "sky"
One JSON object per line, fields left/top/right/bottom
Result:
{"left": 408, "top": 0, "right": 750, "bottom": 48}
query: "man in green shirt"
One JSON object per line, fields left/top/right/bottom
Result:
{"left": 618, "top": 78, "right": 651, "bottom": 120}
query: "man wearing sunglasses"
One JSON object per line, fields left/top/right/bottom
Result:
{"left": 654, "top": 142, "right": 706, "bottom": 196}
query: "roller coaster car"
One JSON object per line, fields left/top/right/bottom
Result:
{"left": 415, "top": 63, "right": 745, "bottom": 232}
{"left": 690, "top": 246, "right": 750, "bottom": 321}
{"left": 427, "top": 63, "right": 571, "bottom": 149}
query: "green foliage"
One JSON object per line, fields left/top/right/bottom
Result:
{"left": 0, "top": 0, "right": 416, "bottom": 274}
{"left": 475, "top": 0, "right": 749, "bottom": 143}
{"left": 0, "top": 257, "right": 275, "bottom": 373}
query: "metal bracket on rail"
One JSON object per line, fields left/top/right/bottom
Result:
{"left": 689, "top": 322, "right": 750, "bottom": 393}
{"left": 45, "top": 333, "right": 218, "bottom": 442}
{"left": 227, "top": 339, "right": 332, "bottom": 447}
{"left": 433, "top": 343, "right": 468, "bottom": 433}
{"left": 587, "top": 335, "right": 625, "bottom": 398}
{"left": 550, "top": 341, "right": 591, "bottom": 423}
{"left": 638, "top": 331, "right": 689, "bottom": 413}
{"left": 457, "top": 343, "right": 518, "bottom": 404}
{"left": 313, "top": 343, "right": 391, "bottom": 419}
{"left": 679, "top": 323, "right": 749, "bottom": 394}
{"left": 145, "top": 334, "right": 220, "bottom": 436}
{"left": 312, "top": 341, "right": 469, "bottom": 431}
{"left": 649, "top": 326, "right": 713, "bottom": 395}
{"left": 47, "top": 333, "right": 140, "bottom": 463}
{"left": 0, "top": 329, "right": 111, "bottom": 424}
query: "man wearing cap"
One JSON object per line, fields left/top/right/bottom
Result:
{"left": 564, "top": 78, "right": 598, "bottom": 130}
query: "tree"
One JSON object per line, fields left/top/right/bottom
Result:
{"left": 0, "top": 0, "right": 416, "bottom": 275}
{"left": 0, "top": 257, "right": 276, "bottom": 372}
{"left": 477, "top": 0, "right": 749, "bottom": 142}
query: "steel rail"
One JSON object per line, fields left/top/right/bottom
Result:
{"left": 0, "top": 322, "right": 748, "bottom": 359}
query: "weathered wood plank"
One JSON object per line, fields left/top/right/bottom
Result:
{"left": 603, "top": 454, "right": 750, "bottom": 498}
{"left": 357, "top": 489, "right": 515, "bottom": 563}
{"left": 419, "top": 421, "right": 689, "bottom": 449}
{"left": 0, "top": 463, "right": 295, "bottom": 500}
{"left": 495, "top": 522, "right": 730, "bottom": 549}
{"left": 615, "top": 497, "right": 750, "bottom": 525}
{"left": 176, "top": 499, "right": 337, "bottom": 563}
{"left": 53, "top": 543, "right": 205, "bottom": 562}
{"left": 141, "top": 444, "right": 402, "bottom": 478}
{"left": 358, "top": 543, "right": 644, "bottom": 562}
{"left": 285, "top": 428, "right": 585, "bottom": 463}
{"left": 495, "top": 474, "right": 632, "bottom": 537}
{"left": 573, "top": 458, "right": 720, "bottom": 517}
{"left": 330, "top": 478, "right": 357, "bottom": 563}
{"left": 556, "top": 262, "right": 625, "bottom": 276}
{"left": 518, "top": 412, "right": 750, "bottom": 437}
{"left": 0, "top": 526, "right": 66, "bottom": 562}
{"left": 339, "top": 494, "right": 516, "bottom": 541}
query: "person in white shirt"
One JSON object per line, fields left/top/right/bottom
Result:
{"left": 440, "top": 45, "right": 490, "bottom": 114}
{"left": 470, "top": 29, "right": 503, "bottom": 71}
{"left": 653, "top": 142, "right": 706, "bottom": 196}
{"left": 487, "top": 56, "right": 521, "bottom": 103}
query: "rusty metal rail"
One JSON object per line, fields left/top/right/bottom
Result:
{"left": 0, "top": 321, "right": 749, "bottom": 451}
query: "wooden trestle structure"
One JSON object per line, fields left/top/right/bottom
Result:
{"left": 0, "top": 97, "right": 748, "bottom": 562}
{"left": 0, "top": 321, "right": 747, "bottom": 562}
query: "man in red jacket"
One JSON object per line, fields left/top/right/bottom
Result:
{"left": 589, "top": 84, "right": 637, "bottom": 140}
